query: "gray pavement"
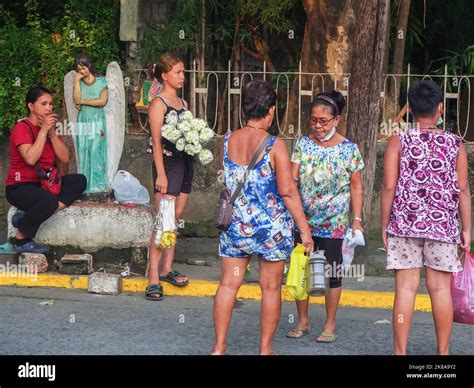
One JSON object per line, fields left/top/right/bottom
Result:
{"left": 172, "top": 261, "right": 428, "bottom": 292}
{"left": 0, "top": 286, "right": 472, "bottom": 355}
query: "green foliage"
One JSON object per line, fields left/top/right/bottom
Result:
{"left": 432, "top": 46, "right": 474, "bottom": 76}
{"left": 138, "top": 0, "right": 304, "bottom": 70}
{"left": 0, "top": 1, "right": 121, "bottom": 136}
{"left": 431, "top": 45, "right": 474, "bottom": 92}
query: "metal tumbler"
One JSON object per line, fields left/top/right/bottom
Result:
{"left": 307, "top": 250, "right": 329, "bottom": 296}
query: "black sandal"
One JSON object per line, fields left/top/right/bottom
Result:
{"left": 145, "top": 284, "right": 163, "bottom": 301}
{"left": 159, "top": 270, "right": 189, "bottom": 287}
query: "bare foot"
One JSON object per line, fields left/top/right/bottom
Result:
{"left": 260, "top": 351, "right": 278, "bottom": 355}
{"left": 210, "top": 346, "right": 227, "bottom": 355}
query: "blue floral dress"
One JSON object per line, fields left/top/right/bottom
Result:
{"left": 219, "top": 133, "right": 294, "bottom": 261}
{"left": 291, "top": 135, "right": 365, "bottom": 239}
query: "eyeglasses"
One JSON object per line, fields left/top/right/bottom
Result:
{"left": 311, "top": 116, "right": 335, "bottom": 127}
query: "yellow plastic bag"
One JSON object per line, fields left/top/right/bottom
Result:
{"left": 286, "top": 243, "right": 309, "bottom": 300}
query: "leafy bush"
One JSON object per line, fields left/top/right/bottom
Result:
{"left": 0, "top": 0, "right": 121, "bottom": 136}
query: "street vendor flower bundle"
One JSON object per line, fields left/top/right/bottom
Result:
{"left": 161, "top": 110, "right": 214, "bottom": 165}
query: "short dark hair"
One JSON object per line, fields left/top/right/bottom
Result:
{"left": 26, "top": 86, "right": 52, "bottom": 112}
{"left": 408, "top": 80, "right": 443, "bottom": 118}
{"left": 311, "top": 91, "right": 345, "bottom": 116}
{"left": 242, "top": 80, "right": 276, "bottom": 121}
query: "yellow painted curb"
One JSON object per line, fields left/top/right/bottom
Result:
{"left": 0, "top": 273, "right": 432, "bottom": 311}
{"left": 0, "top": 273, "right": 88, "bottom": 289}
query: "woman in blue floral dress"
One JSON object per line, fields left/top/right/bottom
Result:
{"left": 211, "top": 81, "right": 313, "bottom": 355}
{"left": 286, "top": 91, "right": 365, "bottom": 343}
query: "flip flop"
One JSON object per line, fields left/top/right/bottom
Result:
{"left": 159, "top": 270, "right": 189, "bottom": 287}
{"left": 316, "top": 331, "right": 337, "bottom": 343}
{"left": 286, "top": 327, "right": 310, "bottom": 338}
{"left": 0, "top": 242, "right": 16, "bottom": 255}
{"left": 145, "top": 283, "right": 163, "bottom": 301}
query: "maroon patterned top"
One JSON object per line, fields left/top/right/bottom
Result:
{"left": 386, "top": 129, "right": 461, "bottom": 244}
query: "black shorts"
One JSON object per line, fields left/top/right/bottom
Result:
{"left": 152, "top": 155, "right": 194, "bottom": 196}
{"left": 294, "top": 231, "right": 343, "bottom": 288}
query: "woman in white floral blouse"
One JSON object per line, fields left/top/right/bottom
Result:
{"left": 286, "top": 91, "right": 365, "bottom": 343}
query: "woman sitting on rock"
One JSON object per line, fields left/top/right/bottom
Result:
{"left": 5, "top": 86, "right": 87, "bottom": 254}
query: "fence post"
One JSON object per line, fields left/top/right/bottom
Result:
{"left": 443, "top": 64, "right": 447, "bottom": 131}
{"left": 227, "top": 60, "right": 231, "bottom": 134}
{"left": 406, "top": 63, "right": 411, "bottom": 123}
{"left": 191, "top": 59, "right": 196, "bottom": 115}
{"left": 298, "top": 60, "right": 302, "bottom": 134}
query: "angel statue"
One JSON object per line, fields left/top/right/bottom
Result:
{"left": 64, "top": 53, "right": 125, "bottom": 193}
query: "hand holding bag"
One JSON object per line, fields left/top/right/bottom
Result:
{"left": 214, "top": 135, "right": 271, "bottom": 231}
{"left": 286, "top": 244, "right": 309, "bottom": 300}
{"left": 452, "top": 250, "right": 474, "bottom": 324}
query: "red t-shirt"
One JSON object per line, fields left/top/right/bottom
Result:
{"left": 6, "top": 119, "right": 60, "bottom": 185}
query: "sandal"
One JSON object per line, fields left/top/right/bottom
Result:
{"left": 316, "top": 331, "right": 337, "bottom": 343}
{"left": 0, "top": 242, "right": 16, "bottom": 255}
{"left": 159, "top": 270, "right": 189, "bottom": 287}
{"left": 14, "top": 240, "right": 49, "bottom": 254}
{"left": 145, "top": 284, "right": 163, "bottom": 301}
{"left": 286, "top": 327, "right": 310, "bottom": 339}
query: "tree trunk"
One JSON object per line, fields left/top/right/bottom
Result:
{"left": 384, "top": 0, "right": 411, "bottom": 124}
{"left": 232, "top": 43, "right": 243, "bottom": 131}
{"left": 197, "top": 0, "right": 206, "bottom": 119}
{"left": 346, "top": 0, "right": 390, "bottom": 261}
{"left": 243, "top": 24, "right": 276, "bottom": 73}
{"left": 216, "top": 15, "right": 241, "bottom": 135}
{"left": 283, "top": 0, "right": 356, "bottom": 138}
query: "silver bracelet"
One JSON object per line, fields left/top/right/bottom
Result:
{"left": 353, "top": 216, "right": 363, "bottom": 222}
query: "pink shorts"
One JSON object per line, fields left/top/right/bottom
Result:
{"left": 386, "top": 235, "right": 462, "bottom": 273}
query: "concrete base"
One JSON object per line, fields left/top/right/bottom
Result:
{"left": 88, "top": 272, "right": 123, "bottom": 295}
{"left": 8, "top": 201, "right": 154, "bottom": 249}
{"left": 56, "top": 254, "right": 93, "bottom": 275}
{"left": 7, "top": 201, "right": 154, "bottom": 275}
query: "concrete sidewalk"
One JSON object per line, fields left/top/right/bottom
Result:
{"left": 0, "top": 233, "right": 433, "bottom": 311}
{"left": 0, "top": 260, "right": 432, "bottom": 311}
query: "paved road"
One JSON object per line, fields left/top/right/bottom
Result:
{"left": 0, "top": 286, "right": 472, "bottom": 355}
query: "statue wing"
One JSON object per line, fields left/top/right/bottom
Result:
{"left": 104, "top": 61, "right": 126, "bottom": 184}
{"left": 64, "top": 70, "right": 80, "bottom": 169}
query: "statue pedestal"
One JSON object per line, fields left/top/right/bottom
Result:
{"left": 7, "top": 201, "right": 154, "bottom": 275}
{"left": 79, "top": 190, "right": 114, "bottom": 203}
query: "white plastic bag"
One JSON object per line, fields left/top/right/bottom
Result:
{"left": 341, "top": 228, "right": 365, "bottom": 268}
{"left": 153, "top": 198, "right": 177, "bottom": 248}
{"left": 111, "top": 170, "right": 150, "bottom": 205}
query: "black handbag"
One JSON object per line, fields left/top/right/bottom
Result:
{"left": 214, "top": 134, "right": 271, "bottom": 231}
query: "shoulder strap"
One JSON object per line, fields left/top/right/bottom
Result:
{"left": 22, "top": 119, "right": 36, "bottom": 142}
{"left": 179, "top": 98, "right": 186, "bottom": 109}
{"left": 156, "top": 95, "right": 169, "bottom": 107}
{"left": 229, "top": 135, "right": 271, "bottom": 203}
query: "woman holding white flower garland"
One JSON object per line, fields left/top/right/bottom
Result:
{"left": 146, "top": 53, "right": 192, "bottom": 301}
